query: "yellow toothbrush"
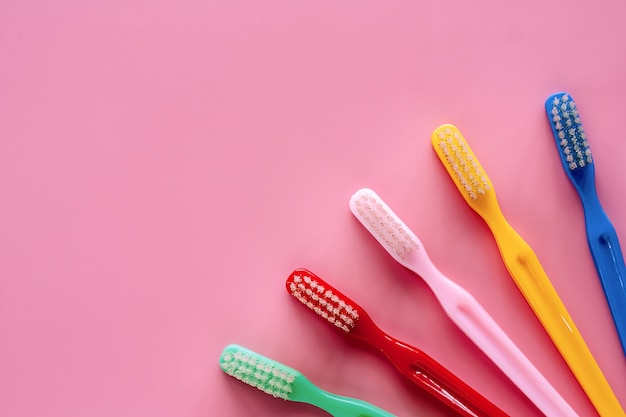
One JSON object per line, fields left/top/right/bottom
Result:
{"left": 431, "top": 124, "right": 625, "bottom": 417}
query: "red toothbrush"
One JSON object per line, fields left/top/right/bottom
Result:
{"left": 286, "top": 268, "right": 510, "bottom": 417}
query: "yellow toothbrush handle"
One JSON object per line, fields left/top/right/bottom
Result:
{"left": 490, "top": 218, "right": 625, "bottom": 417}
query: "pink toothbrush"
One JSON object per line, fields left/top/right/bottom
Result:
{"left": 349, "top": 188, "right": 579, "bottom": 417}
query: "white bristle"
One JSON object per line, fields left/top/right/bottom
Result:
{"left": 434, "top": 128, "right": 491, "bottom": 201}
{"left": 350, "top": 189, "right": 419, "bottom": 261}
{"left": 220, "top": 347, "right": 297, "bottom": 400}
{"left": 549, "top": 93, "right": 592, "bottom": 171}
{"left": 289, "top": 273, "right": 358, "bottom": 333}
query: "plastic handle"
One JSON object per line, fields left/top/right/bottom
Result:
{"left": 366, "top": 329, "right": 510, "bottom": 417}
{"left": 417, "top": 263, "right": 580, "bottom": 417}
{"left": 487, "top": 215, "right": 625, "bottom": 417}
{"left": 297, "top": 379, "right": 397, "bottom": 417}
{"left": 579, "top": 189, "right": 626, "bottom": 355}
{"left": 286, "top": 268, "right": 506, "bottom": 417}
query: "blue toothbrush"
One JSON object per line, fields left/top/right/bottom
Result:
{"left": 545, "top": 91, "right": 626, "bottom": 355}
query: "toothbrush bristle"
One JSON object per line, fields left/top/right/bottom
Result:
{"left": 287, "top": 270, "right": 359, "bottom": 333}
{"left": 219, "top": 345, "right": 297, "bottom": 400}
{"left": 432, "top": 125, "right": 491, "bottom": 201}
{"left": 349, "top": 189, "right": 419, "bottom": 261}
{"left": 547, "top": 93, "right": 592, "bottom": 171}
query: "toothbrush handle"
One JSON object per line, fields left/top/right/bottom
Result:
{"left": 301, "top": 383, "right": 397, "bottom": 417}
{"left": 581, "top": 194, "right": 626, "bottom": 355}
{"left": 490, "top": 219, "right": 625, "bottom": 417}
{"left": 423, "top": 266, "right": 580, "bottom": 417}
{"left": 380, "top": 335, "right": 510, "bottom": 417}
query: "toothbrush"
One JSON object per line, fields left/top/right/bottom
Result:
{"left": 349, "top": 187, "right": 580, "bottom": 417}
{"left": 431, "top": 124, "right": 625, "bottom": 417}
{"left": 219, "top": 344, "right": 397, "bottom": 417}
{"left": 286, "top": 268, "right": 511, "bottom": 417}
{"left": 545, "top": 91, "right": 626, "bottom": 355}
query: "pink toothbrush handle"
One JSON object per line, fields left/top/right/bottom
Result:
{"left": 420, "top": 263, "right": 579, "bottom": 417}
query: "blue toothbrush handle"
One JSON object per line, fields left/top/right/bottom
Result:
{"left": 582, "top": 195, "right": 626, "bottom": 354}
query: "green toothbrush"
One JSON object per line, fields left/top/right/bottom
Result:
{"left": 219, "top": 344, "right": 397, "bottom": 417}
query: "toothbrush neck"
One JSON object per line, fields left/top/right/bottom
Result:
{"left": 580, "top": 191, "right": 609, "bottom": 233}
{"left": 304, "top": 387, "right": 392, "bottom": 417}
{"left": 480, "top": 208, "right": 531, "bottom": 262}
{"left": 353, "top": 318, "right": 417, "bottom": 365}
{"left": 354, "top": 317, "right": 398, "bottom": 352}
{"left": 571, "top": 166, "right": 597, "bottom": 198}
{"left": 571, "top": 168, "right": 611, "bottom": 236}
{"left": 479, "top": 202, "right": 509, "bottom": 231}
{"left": 357, "top": 326, "right": 433, "bottom": 379}
{"left": 405, "top": 253, "right": 448, "bottom": 293}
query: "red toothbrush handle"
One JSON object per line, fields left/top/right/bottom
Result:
{"left": 380, "top": 337, "right": 510, "bottom": 417}
{"left": 285, "top": 268, "right": 509, "bottom": 416}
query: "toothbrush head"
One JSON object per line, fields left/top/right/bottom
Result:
{"left": 349, "top": 188, "right": 422, "bottom": 268}
{"left": 431, "top": 124, "right": 496, "bottom": 209}
{"left": 219, "top": 344, "right": 300, "bottom": 400}
{"left": 545, "top": 92, "right": 593, "bottom": 172}
{"left": 220, "top": 343, "right": 399, "bottom": 417}
{"left": 286, "top": 268, "right": 360, "bottom": 333}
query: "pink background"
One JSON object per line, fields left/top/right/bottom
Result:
{"left": 1, "top": 1, "right": 626, "bottom": 416}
